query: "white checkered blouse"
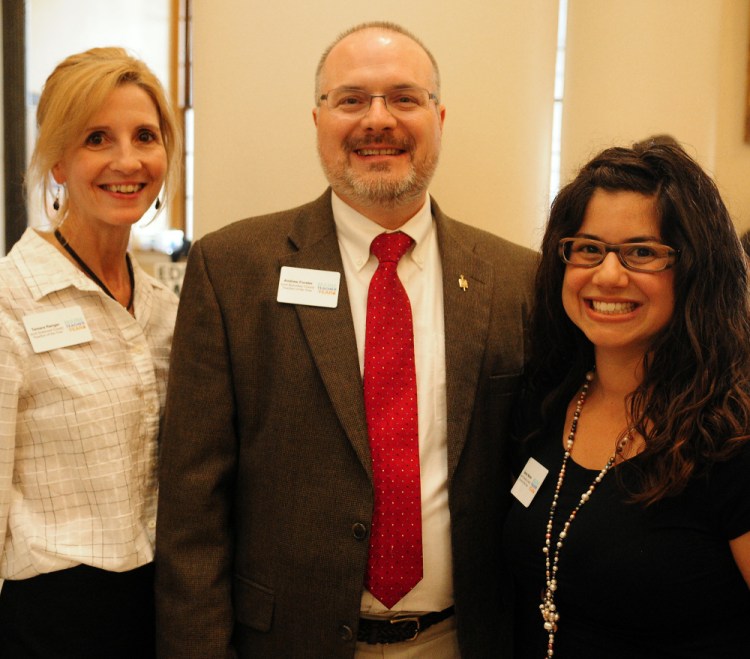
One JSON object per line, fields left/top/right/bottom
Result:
{"left": 0, "top": 228, "right": 178, "bottom": 579}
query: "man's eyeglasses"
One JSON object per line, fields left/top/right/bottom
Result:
{"left": 318, "top": 87, "right": 439, "bottom": 117}
{"left": 558, "top": 237, "right": 679, "bottom": 273}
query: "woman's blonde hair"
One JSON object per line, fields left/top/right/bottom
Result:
{"left": 27, "top": 47, "right": 182, "bottom": 222}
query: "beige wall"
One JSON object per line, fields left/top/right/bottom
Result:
{"left": 193, "top": 0, "right": 750, "bottom": 248}
{"left": 561, "top": 0, "right": 750, "bottom": 232}
{"left": 715, "top": 0, "right": 750, "bottom": 233}
{"left": 191, "top": 1, "right": 559, "bottom": 247}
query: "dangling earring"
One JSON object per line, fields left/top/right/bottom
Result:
{"left": 53, "top": 187, "right": 60, "bottom": 212}
{"left": 155, "top": 197, "right": 161, "bottom": 210}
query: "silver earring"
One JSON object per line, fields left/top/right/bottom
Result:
{"left": 155, "top": 197, "right": 161, "bottom": 210}
{"left": 53, "top": 188, "right": 60, "bottom": 212}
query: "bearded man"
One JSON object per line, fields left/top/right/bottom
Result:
{"left": 156, "top": 21, "right": 535, "bottom": 659}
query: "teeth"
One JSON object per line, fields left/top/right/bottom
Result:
{"left": 104, "top": 184, "right": 143, "bottom": 193}
{"left": 357, "top": 148, "right": 401, "bottom": 156}
{"left": 592, "top": 300, "right": 636, "bottom": 314}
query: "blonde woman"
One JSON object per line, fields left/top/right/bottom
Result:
{"left": 0, "top": 48, "right": 181, "bottom": 657}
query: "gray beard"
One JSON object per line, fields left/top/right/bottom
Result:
{"left": 318, "top": 144, "right": 440, "bottom": 210}
{"left": 342, "top": 165, "right": 421, "bottom": 208}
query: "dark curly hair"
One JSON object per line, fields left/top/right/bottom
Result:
{"left": 524, "top": 142, "right": 750, "bottom": 504}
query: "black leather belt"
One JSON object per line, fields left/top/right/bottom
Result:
{"left": 357, "top": 606, "right": 455, "bottom": 644}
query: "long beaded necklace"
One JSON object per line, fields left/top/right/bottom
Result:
{"left": 540, "top": 370, "right": 628, "bottom": 657}
{"left": 54, "top": 228, "right": 135, "bottom": 312}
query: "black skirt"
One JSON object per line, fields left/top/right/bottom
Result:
{"left": 0, "top": 562, "right": 155, "bottom": 659}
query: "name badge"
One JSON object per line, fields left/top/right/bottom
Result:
{"left": 23, "top": 306, "right": 93, "bottom": 353}
{"left": 510, "top": 457, "right": 549, "bottom": 508}
{"left": 277, "top": 266, "right": 340, "bottom": 308}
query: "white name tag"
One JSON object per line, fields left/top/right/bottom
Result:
{"left": 510, "top": 457, "right": 549, "bottom": 508}
{"left": 277, "top": 266, "right": 340, "bottom": 308}
{"left": 23, "top": 306, "right": 93, "bottom": 353}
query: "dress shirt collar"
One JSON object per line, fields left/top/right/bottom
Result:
{"left": 13, "top": 227, "right": 155, "bottom": 302}
{"left": 331, "top": 191, "right": 434, "bottom": 273}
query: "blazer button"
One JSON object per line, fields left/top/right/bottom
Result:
{"left": 352, "top": 522, "right": 368, "bottom": 540}
{"left": 338, "top": 624, "right": 354, "bottom": 641}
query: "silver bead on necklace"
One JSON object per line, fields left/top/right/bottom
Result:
{"left": 540, "top": 370, "right": 628, "bottom": 657}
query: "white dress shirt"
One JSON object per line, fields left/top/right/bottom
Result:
{"left": 0, "top": 228, "right": 177, "bottom": 580}
{"left": 331, "top": 192, "right": 452, "bottom": 614}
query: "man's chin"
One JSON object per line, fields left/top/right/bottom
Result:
{"left": 346, "top": 172, "right": 422, "bottom": 203}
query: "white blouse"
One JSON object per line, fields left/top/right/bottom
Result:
{"left": 0, "top": 228, "right": 178, "bottom": 580}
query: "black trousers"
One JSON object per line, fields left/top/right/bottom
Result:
{"left": 0, "top": 563, "right": 155, "bottom": 659}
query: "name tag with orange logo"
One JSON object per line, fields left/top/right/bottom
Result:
{"left": 23, "top": 306, "right": 93, "bottom": 353}
{"left": 277, "top": 266, "right": 341, "bottom": 308}
{"left": 511, "top": 457, "right": 549, "bottom": 507}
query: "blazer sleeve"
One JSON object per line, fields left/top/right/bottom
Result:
{"left": 155, "top": 239, "right": 239, "bottom": 659}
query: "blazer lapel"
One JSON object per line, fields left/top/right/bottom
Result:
{"left": 278, "top": 192, "right": 494, "bottom": 481}
{"left": 434, "top": 204, "right": 494, "bottom": 481}
{"left": 280, "top": 192, "right": 373, "bottom": 477}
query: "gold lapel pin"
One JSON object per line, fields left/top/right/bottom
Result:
{"left": 458, "top": 275, "right": 468, "bottom": 291}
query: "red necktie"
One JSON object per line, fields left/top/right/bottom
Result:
{"left": 364, "top": 231, "right": 423, "bottom": 609}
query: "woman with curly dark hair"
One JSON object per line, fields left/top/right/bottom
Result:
{"left": 504, "top": 142, "right": 750, "bottom": 658}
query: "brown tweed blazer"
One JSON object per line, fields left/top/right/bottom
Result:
{"left": 155, "top": 189, "right": 536, "bottom": 658}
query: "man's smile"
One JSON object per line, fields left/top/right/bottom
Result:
{"left": 355, "top": 147, "right": 405, "bottom": 156}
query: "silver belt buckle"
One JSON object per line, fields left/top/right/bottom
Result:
{"left": 389, "top": 612, "right": 421, "bottom": 641}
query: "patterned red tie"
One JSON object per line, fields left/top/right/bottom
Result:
{"left": 364, "top": 231, "right": 423, "bottom": 609}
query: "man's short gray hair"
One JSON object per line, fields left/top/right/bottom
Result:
{"left": 314, "top": 21, "right": 441, "bottom": 103}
